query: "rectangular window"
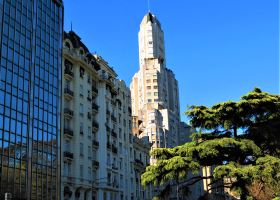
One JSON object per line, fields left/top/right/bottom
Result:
{"left": 87, "top": 74, "right": 91, "bottom": 83}
{"left": 107, "top": 153, "right": 111, "bottom": 165}
{"left": 88, "top": 127, "right": 91, "bottom": 137}
{"left": 63, "top": 163, "right": 67, "bottom": 176}
{"left": 80, "top": 122, "right": 83, "bottom": 134}
{"left": 93, "top": 170, "right": 97, "bottom": 181}
{"left": 88, "top": 167, "right": 91, "bottom": 178}
{"left": 80, "top": 85, "right": 83, "bottom": 97}
{"left": 92, "top": 80, "right": 97, "bottom": 88}
{"left": 120, "top": 175, "right": 124, "bottom": 188}
{"left": 79, "top": 103, "right": 84, "bottom": 116}
{"left": 87, "top": 90, "right": 90, "bottom": 97}
{"left": 65, "top": 59, "right": 73, "bottom": 71}
{"left": 64, "top": 140, "right": 70, "bottom": 151}
{"left": 80, "top": 67, "right": 85, "bottom": 78}
{"left": 107, "top": 173, "right": 111, "bottom": 185}
{"left": 88, "top": 146, "right": 91, "bottom": 159}
{"left": 146, "top": 79, "right": 151, "bottom": 83}
{"left": 119, "top": 128, "right": 122, "bottom": 139}
{"left": 119, "top": 143, "right": 122, "bottom": 154}
{"left": 80, "top": 165, "right": 84, "bottom": 177}
{"left": 93, "top": 150, "right": 97, "bottom": 160}
{"left": 80, "top": 143, "right": 84, "bottom": 156}
{"left": 120, "top": 158, "right": 123, "bottom": 170}
{"left": 64, "top": 163, "right": 71, "bottom": 176}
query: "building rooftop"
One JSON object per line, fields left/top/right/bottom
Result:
{"left": 64, "top": 30, "right": 90, "bottom": 54}
{"left": 142, "top": 12, "right": 162, "bottom": 28}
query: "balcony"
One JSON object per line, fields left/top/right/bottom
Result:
{"left": 111, "top": 115, "right": 117, "bottom": 123}
{"left": 139, "top": 123, "right": 145, "bottom": 133}
{"left": 92, "top": 160, "right": 99, "bottom": 168}
{"left": 112, "top": 182, "right": 119, "bottom": 189}
{"left": 64, "top": 108, "right": 74, "bottom": 119}
{"left": 64, "top": 128, "right": 73, "bottom": 137}
{"left": 128, "top": 107, "right": 132, "bottom": 116}
{"left": 64, "top": 151, "right": 74, "bottom": 160}
{"left": 92, "top": 140, "right": 99, "bottom": 148}
{"left": 92, "top": 86, "right": 98, "bottom": 96}
{"left": 112, "top": 164, "right": 118, "bottom": 171}
{"left": 111, "top": 131, "right": 117, "bottom": 138}
{"left": 64, "top": 88, "right": 74, "bottom": 100}
{"left": 92, "top": 103, "right": 99, "bottom": 113}
{"left": 111, "top": 100, "right": 117, "bottom": 107}
{"left": 106, "top": 109, "right": 110, "bottom": 115}
{"left": 92, "top": 120, "right": 99, "bottom": 132}
{"left": 111, "top": 87, "right": 118, "bottom": 96}
{"left": 112, "top": 145, "right": 118, "bottom": 154}
{"left": 107, "top": 142, "right": 111, "bottom": 149}
{"left": 106, "top": 124, "right": 111, "bottom": 132}
{"left": 135, "top": 159, "right": 144, "bottom": 166}
{"left": 87, "top": 112, "right": 92, "bottom": 120}
{"left": 64, "top": 69, "right": 74, "bottom": 80}
{"left": 87, "top": 96, "right": 92, "bottom": 102}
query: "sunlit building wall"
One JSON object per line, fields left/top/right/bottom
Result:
{"left": 61, "top": 31, "right": 101, "bottom": 200}
{"left": 62, "top": 31, "right": 146, "bottom": 200}
{"left": 131, "top": 13, "right": 181, "bottom": 159}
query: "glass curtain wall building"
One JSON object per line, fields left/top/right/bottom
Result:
{"left": 0, "top": 0, "right": 63, "bottom": 199}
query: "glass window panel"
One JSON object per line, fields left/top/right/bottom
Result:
{"left": 4, "top": 117, "right": 10, "bottom": 131}
{"left": 22, "top": 123, "right": 27, "bottom": 137}
{"left": 0, "top": 115, "right": 3, "bottom": 129}
{"left": 4, "top": 131, "right": 9, "bottom": 141}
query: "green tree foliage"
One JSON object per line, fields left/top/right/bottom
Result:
{"left": 141, "top": 88, "right": 280, "bottom": 200}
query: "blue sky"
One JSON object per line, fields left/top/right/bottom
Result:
{"left": 64, "top": 0, "right": 279, "bottom": 122}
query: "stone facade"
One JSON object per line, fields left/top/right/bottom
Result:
{"left": 131, "top": 13, "right": 181, "bottom": 162}
{"left": 61, "top": 31, "right": 150, "bottom": 200}
{"left": 62, "top": 31, "right": 101, "bottom": 200}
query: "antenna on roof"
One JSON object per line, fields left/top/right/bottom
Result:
{"left": 70, "top": 21, "right": 73, "bottom": 31}
{"left": 148, "top": 0, "right": 150, "bottom": 12}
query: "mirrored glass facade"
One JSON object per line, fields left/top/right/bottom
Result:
{"left": 0, "top": 0, "right": 63, "bottom": 199}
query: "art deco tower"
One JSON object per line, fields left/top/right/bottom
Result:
{"left": 131, "top": 13, "right": 180, "bottom": 157}
{"left": 138, "top": 13, "right": 166, "bottom": 67}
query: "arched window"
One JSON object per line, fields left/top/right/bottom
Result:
{"left": 79, "top": 49, "right": 84, "bottom": 55}
{"left": 65, "top": 42, "right": 71, "bottom": 49}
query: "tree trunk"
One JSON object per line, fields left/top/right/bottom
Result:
{"left": 233, "top": 126, "right": 238, "bottom": 138}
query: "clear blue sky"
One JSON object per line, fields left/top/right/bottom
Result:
{"left": 64, "top": 0, "right": 279, "bottom": 122}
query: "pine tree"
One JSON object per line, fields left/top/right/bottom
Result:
{"left": 141, "top": 88, "right": 280, "bottom": 200}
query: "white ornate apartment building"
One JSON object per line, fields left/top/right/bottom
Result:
{"left": 61, "top": 31, "right": 151, "bottom": 200}
{"left": 130, "top": 13, "right": 181, "bottom": 156}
